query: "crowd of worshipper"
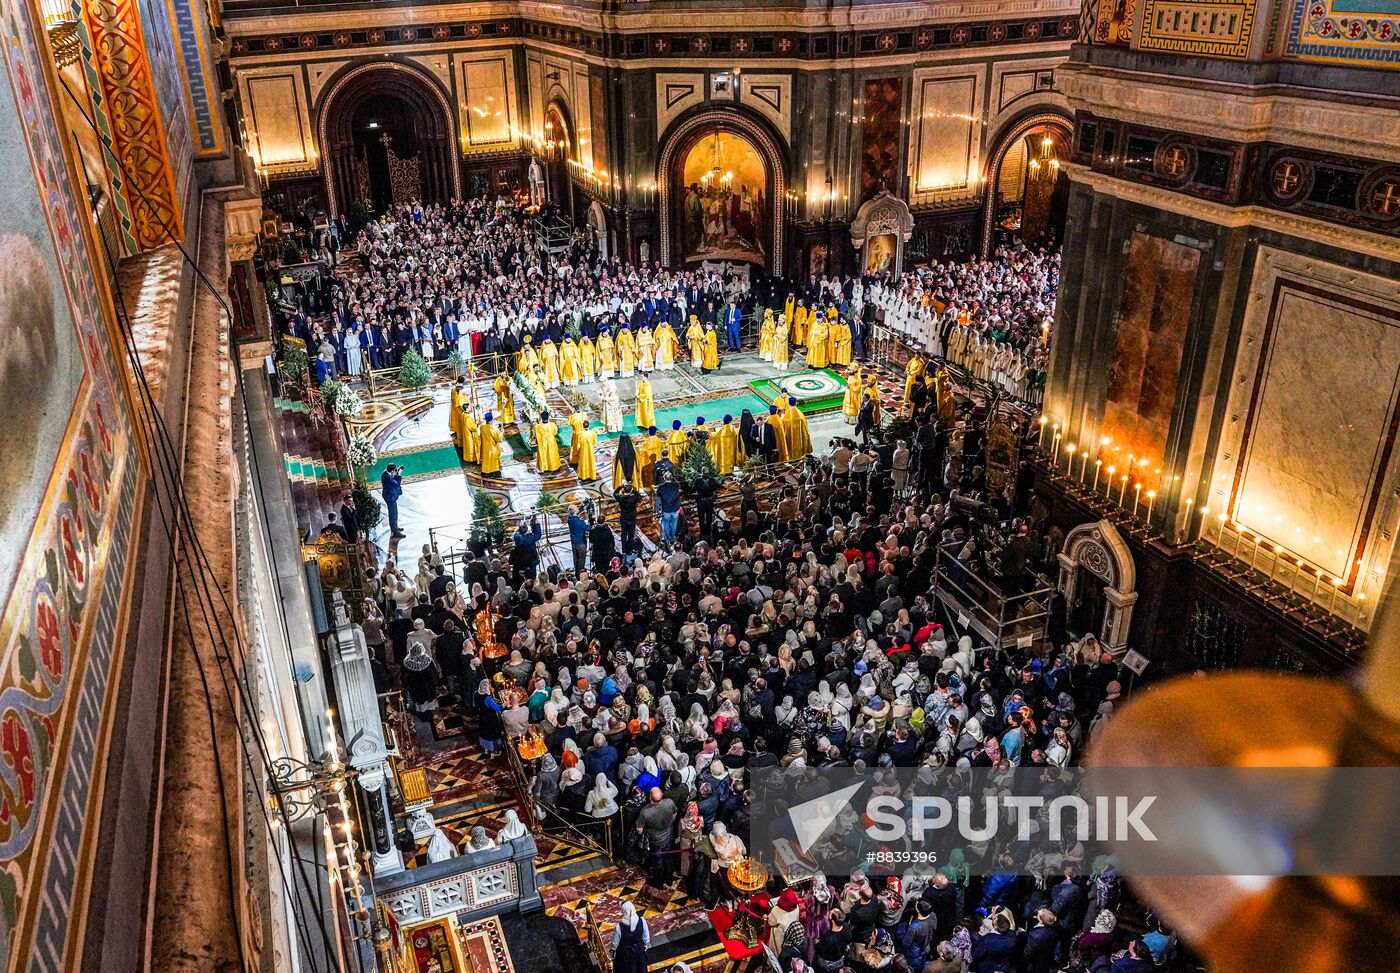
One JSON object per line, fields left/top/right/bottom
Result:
{"left": 352, "top": 414, "right": 1182, "bottom": 973}
{"left": 272, "top": 198, "right": 1051, "bottom": 411}
{"left": 874, "top": 246, "right": 1058, "bottom": 407}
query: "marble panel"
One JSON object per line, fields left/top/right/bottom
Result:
{"left": 1230, "top": 275, "right": 1400, "bottom": 582}
{"left": 1102, "top": 231, "right": 1200, "bottom": 469}
{"left": 459, "top": 54, "right": 515, "bottom": 149}
{"left": 244, "top": 70, "right": 314, "bottom": 167}
{"left": 911, "top": 69, "right": 984, "bottom": 198}
{"left": 655, "top": 72, "right": 704, "bottom": 139}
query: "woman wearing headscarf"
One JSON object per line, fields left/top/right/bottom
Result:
{"left": 802, "top": 872, "right": 839, "bottom": 961}
{"left": 403, "top": 643, "right": 440, "bottom": 715}
{"left": 675, "top": 800, "right": 704, "bottom": 882}
{"left": 427, "top": 826, "right": 458, "bottom": 863}
{"left": 585, "top": 773, "right": 620, "bottom": 817}
{"left": 1073, "top": 910, "right": 1117, "bottom": 971}
{"left": 609, "top": 901, "right": 650, "bottom": 973}
{"left": 530, "top": 753, "right": 561, "bottom": 812}
{"left": 768, "top": 889, "right": 806, "bottom": 966}
{"left": 474, "top": 679, "right": 504, "bottom": 752}
{"left": 498, "top": 809, "right": 529, "bottom": 842}
{"left": 738, "top": 408, "right": 757, "bottom": 460}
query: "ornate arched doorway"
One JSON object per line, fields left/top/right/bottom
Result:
{"left": 318, "top": 61, "right": 461, "bottom": 217}
{"left": 538, "top": 100, "right": 576, "bottom": 220}
{"left": 979, "top": 110, "right": 1073, "bottom": 254}
{"left": 658, "top": 110, "right": 787, "bottom": 272}
{"left": 1057, "top": 519, "right": 1138, "bottom": 655}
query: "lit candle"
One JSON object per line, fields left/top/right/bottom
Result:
{"left": 1092, "top": 460, "right": 1102, "bottom": 493}
{"left": 1119, "top": 474, "right": 1130, "bottom": 506}
{"left": 1328, "top": 577, "right": 1343, "bottom": 616}
{"left": 1146, "top": 489, "right": 1157, "bottom": 524}
{"left": 1250, "top": 533, "right": 1264, "bottom": 570}
{"left": 1052, "top": 431, "right": 1061, "bottom": 465}
{"left": 1038, "top": 416, "right": 1047, "bottom": 447}
{"left": 1355, "top": 591, "right": 1367, "bottom": 628}
{"left": 1183, "top": 497, "right": 1194, "bottom": 538}
{"left": 1271, "top": 545, "right": 1285, "bottom": 580}
{"left": 1133, "top": 483, "right": 1142, "bottom": 517}
{"left": 1105, "top": 465, "right": 1116, "bottom": 497}
{"left": 1065, "top": 443, "right": 1076, "bottom": 478}
{"left": 1292, "top": 558, "right": 1305, "bottom": 596}
{"left": 1311, "top": 568, "right": 1323, "bottom": 603}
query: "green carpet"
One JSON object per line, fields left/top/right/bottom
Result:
{"left": 368, "top": 444, "right": 462, "bottom": 482}
{"left": 750, "top": 379, "right": 846, "bottom": 414}
{"left": 505, "top": 431, "right": 534, "bottom": 460}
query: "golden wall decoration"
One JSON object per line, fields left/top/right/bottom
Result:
{"left": 81, "top": 0, "right": 184, "bottom": 249}
{"left": 1139, "top": 0, "right": 1255, "bottom": 58}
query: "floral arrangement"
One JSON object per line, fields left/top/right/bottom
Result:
{"left": 346, "top": 432, "right": 378, "bottom": 470}
{"left": 319, "top": 378, "right": 364, "bottom": 419}
{"left": 512, "top": 370, "right": 548, "bottom": 423}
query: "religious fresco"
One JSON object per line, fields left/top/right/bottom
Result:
{"left": 1103, "top": 232, "right": 1200, "bottom": 471}
{"left": 1287, "top": 0, "right": 1400, "bottom": 66}
{"left": 680, "top": 131, "right": 768, "bottom": 266}
{"left": 859, "top": 77, "right": 902, "bottom": 203}
{"left": 0, "top": 2, "right": 140, "bottom": 967}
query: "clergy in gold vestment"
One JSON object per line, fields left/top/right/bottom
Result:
{"left": 806, "top": 313, "right": 829, "bottom": 369}
{"left": 710, "top": 415, "right": 739, "bottom": 474}
{"left": 866, "top": 375, "right": 883, "bottom": 426}
{"left": 830, "top": 320, "right": 852, "bottom": 367}
{"left": 637, "top": 326, "right": 656, "bottom": 372}
{"left": 843, "top": 365, "right": 863, "bottom": 424}
{"left": 616, "top": 326, "right": 637, "bottom": 377}
{"left": 449, "top": 378, "right": 466, "bottom": 443}
{"left": 758, "top": 310, "right": 775, "bottom": 361}
{"left": 494, "top": 373, "right": 515, "bottom": 425}
{"left": 665, "top": 419, "right": 690, "bottom": 467}
{"left": 638, "top": 427, "right": 663, "bottom": 488}
{"left": 478, "top": 413, "right": 502, "bottom": 476}
{"left": 580, "top": 335, "right": 597, "bottom": 383}
{"left": 904, "top": 355, "right": 926, "bottom": 416}
{"left": 540, "top": 338, "right": 561, "bottom": 388}
{"left": 559, "top": 336, "right": 581, "bottom": 386}
{"left": 575, "top": 421, "right": 599, "bottom": 481}
{"left": 769, "top": 405, "right": 790, "bottom": 462}
{"left": 459, "top": 409, "right": 481, "bottom": 464}
{"left": 635, "top": 376, "right": 655, "bottom": 432}
{"left": 702, "top": 325, "right": 720, "bottom": 372}
{"left": 517, "top": 336, "right": 540, "bottom": 373}
{"left": 782, "top": 396, "right": 812, "bottom": 459}
{"left": 655, "top": 322, "right": 678, "bottom": 370}
{"left": 534, "top": 417, "right": 562, "bottom": 473}
{"left": 567, "top": 410, "right": 589, "bottom": 465}
{"left": 597, "top": 330, "right": 617, "bottom": 378}
{"left": 686, "top": 317, "right": 704, "bottom": 367}
{"left": 773, "top": 315, "right": 790, "bottom": 370}
{"left": 791, "top": 301, "right": 809, "bottom": 346}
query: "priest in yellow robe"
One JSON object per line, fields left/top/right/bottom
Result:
{"left": 710, "top": 414, "right": 739, "bottom": 474}
{"left": 843, "top": 365, "right": 863, "bottom": 424}
{"left": 494, "top": 373, "right": 515, "bottom": 425}
{"left": 830, "top": 319, "right": 852, "bottom": 367}
{"left": 478, "top": 412, "right": 502, "bottom": 476}
{"left": 783, "top": 293, "right": 796, "bottom": 330}
{"left": 459, "top": 408, "right": 481, "bottom": 464}
{"left": 596, "top": 329, "right": 617, "bottom": 378}
{"left": 773, "top": 314, "right": 790, "bottom": 370}
{"left": 782, "top": 396, "right": 812, "bottom": 459}
{"left": 866, "top": 375, "right": 883, "bottom": 426}
{"left": 559, "top": 336, "right": 581, "bottom": 386}
{"left": 637, "top": 326, "right": 656, "bottom": 372}
{"left": 768, "top": 405, "right": 790, "bottom": 462}
{"left": 904, "top": 355, "right": 926, "bottom": 415}
{"left": 655, "top": 322, "right": 678, "bottom": 370}
{"left": 449, "top": 377, "right": 466, "bottom": 443}
{"left": 638, "top": 426, "right": 663, "bottom": 488}
{"left": 534, "top": 416, "right": 562, "bottom": 473}
{"left": 567, "top": 409, "right": 589, "bottom": 465}
{"left": 613, "top": 434, "right": 642, "bottom": 489}
{"left": 635, "top": 376, "right": 655, "bottom": 432}
{"left": 517, "top": 336, "right": 540, "bottom": 373}
{"left": 701, "top": 324, "right": 720, "bottom": 373}
{"left": 806, "top": 313, "right": 829, "bottom": 369}
{"left": 792, "top": 300, "right": 809, "bottom": 346}
{"left": 665, "top": 419, "right": 690, "bottom": 467}
{"left": 686, "top": 317, "right": 704, "bottom": 368}
{"left": 541, "top": 338, "right": 562, "bottom": 389}
{"left": 758, "top": 310, "right": 775, "bottom": 361}
{"left": 580, "top": 335, "right": 597, "bottom": 384}
{"left": 574, "top": 420, "right": 598, "bottom": 481}
{"left": 616, "top": 326, "right": 637, "bottom": 378}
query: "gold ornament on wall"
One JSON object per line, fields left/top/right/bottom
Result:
{"left": 39, "top": 0, "right": 80, "bottom": 67}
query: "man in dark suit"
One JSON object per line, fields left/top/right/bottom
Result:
{"left": 381, "top": 464, "right": 405, "bottom": 538}
{"left": 338, "top": 493, "right": 360, "bottom": 544}
{"left": 754, "top": 411, "right": 779, "bottom": 463}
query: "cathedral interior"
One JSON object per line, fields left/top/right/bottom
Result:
{"left": 1, "top": 0, "right": 1399, "bottom": 971}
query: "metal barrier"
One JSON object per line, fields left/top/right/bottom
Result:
{"left": 584, "top": 901, "right": 613, "bottom": 973}
{"left": 504, "top": 736, "right": 615, "bottom": 860}
{"left": 932, "top": 544, "right": 1052, "bottom": 649}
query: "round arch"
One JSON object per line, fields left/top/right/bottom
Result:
{"left": 656, "top": 107, "right": 789, "bottom": 272}
{"left": 978, "top": 108, "right": 1073, "bottom": 255}
{"left": 1057, "top": 519, "right": 1139, "bottom": 655}
{"left": 316, "top": 60, "right": 462, "bottom": 216}
{"left": 540, "top": 97, "right": 577, "bottom": 215}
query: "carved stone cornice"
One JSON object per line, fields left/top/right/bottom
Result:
{"left": 1065, "top": 162, "right": 1400, "bottom": 264}
{"left": 1058, "top": 59, "right": 1400, "bottom": 165}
